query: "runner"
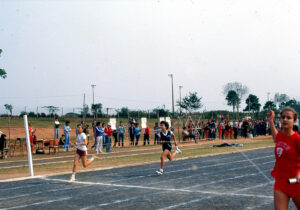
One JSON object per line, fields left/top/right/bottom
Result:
{"left": 69, "top": 124, "right": 95, "bottom": 182}
{"left": 156, "top": 121, "right": 182, "bottom": 175}
{"left": 268, "top": 107, "right": 300, "bottom": 209}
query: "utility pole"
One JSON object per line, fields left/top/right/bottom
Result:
{"left": 168, "top": 74, "right": 174, "bottom": 115}
{"left": 83, "top": 93, "right": 86, "bottom": 121}
{"left": 36, "top": 106, "right": 39, "bottom": 118}
{"left": 61, "top": 107, "right": 63, "bottom": 117}
{"left": 91, "top": 84, "right": 96, "bottom": 119}
{"left": 179, "top": 85, "right": 183, "bottom": 115}
{"left": 267, "top": 92, "right": 270, "bottom": 101}
{"left": 106, "top": 107, "right": 113, "bottom": 118}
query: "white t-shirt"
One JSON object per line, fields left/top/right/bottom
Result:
{"left": 76, "top": 132, "right": 87, "bottom": 151}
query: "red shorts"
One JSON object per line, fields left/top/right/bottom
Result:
{"left": 76, "top": 149, "right": 87, "bottom": 157}
{"left": 274, "top": 178, "right": 300, "bottom": 198}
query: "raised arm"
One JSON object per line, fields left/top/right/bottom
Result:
{"left": 268, "top": 110, "right": 278, "bottom": 143}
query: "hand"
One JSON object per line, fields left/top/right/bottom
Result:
{"left": 296, "top": 173, "right": 300, "bottom": 183}
{"left": 74, "top": 142, "right": 77, "bottom": 145}
{"left": 267, "top": 110, "right": 275, "bottom": 122}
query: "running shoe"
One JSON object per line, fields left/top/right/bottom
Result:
{"left": 175, "top": 146, "right": 182, "bottom": 154}
{"left": 69, "top": 176, "right": 75, "bottom": 183}
{"left": 88, "top": 156, "right": 95, "bottom": 162}
{"left": 156, "top": 169, "right": 163, "bottom": 175}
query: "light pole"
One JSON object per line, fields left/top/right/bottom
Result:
{"left": 267, "top": 92, "right": 270, "bottom": 101}
{"left": 179, "top": 85, "right": 183, "bottom": 115}
{"left": 91, "top": 84, "right": 96, "bottom": 119}
{"left": 168, "top": 74, "right": 174, "bottom": 115}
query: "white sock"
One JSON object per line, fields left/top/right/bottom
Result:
{"left": 160, "top": 169, "right": 163, "bottom": 172}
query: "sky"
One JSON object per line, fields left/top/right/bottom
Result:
{"left": 0, "top": 0, "right": 300, "bottom": 115}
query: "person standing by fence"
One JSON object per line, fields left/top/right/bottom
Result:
{"left": 118, "top": 121, "right": 125, "bottom": 147}
{"left": 54, "top": 118, "right": 60, "bottom": 139}
{"left": 135, "top": 123, "right": 142, "bottom": 146}
{"left": 143, "top": 125, "right": 150, "bottom": 146}
{"left": 95, "top": 122, "right": 104, "bottom": 154}
{"left": 63, "top": 121, "right": 71, "bottom": 152}
{"left": 105, "top": 123, "right": 113, "bottom": 152}
{"left": 129, "top": 123, "right": 135, "bottom": 146}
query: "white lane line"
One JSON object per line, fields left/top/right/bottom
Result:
{"left": 0, "top": 197, "right": 73, "bottom": 210}
{"left": 245, "top": 200, "right": 274, "bottom": 209}
{"left": 157, "top": 196, "right": 214, "bottom": 210}
{"left": 0, "top": 185, "right": 83, "bottom": 201}
{"left": 235, "top": 181, "right": 274, "bottom": 193}
{"left": 0, "top": 181, "right": 65, "bottom": 192}
{"left": 0, "top": 175, "right": 45, "bottom": 183}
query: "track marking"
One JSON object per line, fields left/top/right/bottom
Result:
{"left": 1, "top": 197, "right": 72, "bottom": 210}
{"left": 79, "top": 181, "right": 273, "bottom": 210}
{"left": 245, "top": 200, "right": 274, "bottom": 210}
{"left": 0, "top": 175, "right": 45, "bottom": 183}
{"left": 0, "top": 186, "right": 82, "bottom": 201}
{"left": 157, "top": 181, "right": 274, "bottom": 210}
{"left": 104, "top": 154, "right": 273, "bottom": 183}
{"left": 233, "top": 146, "right": 272, "bottom": 182}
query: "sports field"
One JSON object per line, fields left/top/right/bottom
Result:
{"left": 0, "top": 148, "right": 297, "bottom": 210}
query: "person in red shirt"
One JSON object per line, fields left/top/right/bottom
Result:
{"left": 143, "top": 125, "right": 150, "bottom": 146}
{"left": 104, "top": 123, "right": 113, "bottom": 152}
{"left": 28, "top": 123, "right": 36, "bottom": 153}
{"left": 268, "top": 107, "right": 300, "bottom": 209}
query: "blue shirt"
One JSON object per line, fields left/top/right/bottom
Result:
{"left": 134, "top": 127, "right": 141, "bottom": 136}
{"left": 118, "top": 126, "right": 125, "bottom": 134}
{"left": 95, "top": 126, "right": 104, "bottom": 137}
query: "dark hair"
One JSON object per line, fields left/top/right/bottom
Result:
{"left": 96, "top": 122, "right": 101, "bottom": 126}
{"left": 280, "top": 106, "right": 298, "bottom": 122}
{"left": 77, "top": 124, "right": 82, "bottom": 127}
{"left": 66, "top": 120, "right": 70, "bottom": 124}
{"left": 293, "top": 125, "right": 299, "bottom": 131}
{"left": 160, "top": 121, "right": 169, "bottom": 129}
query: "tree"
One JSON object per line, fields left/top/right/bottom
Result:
{"left": 153, "top": 105, "right": 170, "bottom": 117}
{"left": 42, "top": 106, "right": 60, "bottom": 117}
{"left": 274, "top": 93, "right": 289, "bottom": 108}
{"left": 4, "top": 104, "right": 13, "bottom": 116}
{"left": 177, "top": 92, "right": 203, "bottom": 114}
{"left": 225, "top": 90, "right": 240, "bottom": 112}
{"left": 119, "top": 107, "right": 129, "bottom": 118}
{"left": 91, "top": 103, "right": 102, "bottom": 118}
{"left": 244, "top": 94, "right": 261, "bottom": 112}
{"left": 263, "top": 101, "right": 276, "bottom": 112}
{"left": 0, "top": 49, "right": 7, "bottom": 79}
{"left": 223, "top": 82, "right": 249, "bottom": 113}
{"left": 279, "top": 99, "right": 299, "bottom": 110}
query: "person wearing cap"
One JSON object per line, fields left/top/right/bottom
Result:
{"left": 104, "top": 122, "right": 113, "bottom": 152}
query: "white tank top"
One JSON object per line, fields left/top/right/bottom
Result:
{"left": 76, "top": 133, "right": 87, "bottom": 151}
